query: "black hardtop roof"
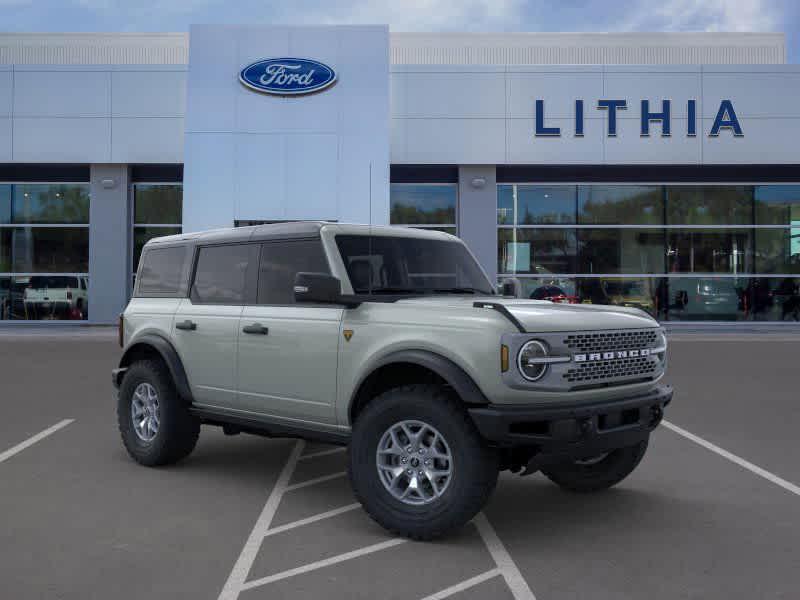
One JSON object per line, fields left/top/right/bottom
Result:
{"left": 145, "top": 221, "right": 328, "bottom": 248}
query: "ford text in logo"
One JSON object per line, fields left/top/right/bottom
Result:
{"left": 239, "top": 58, "right": 336, "bottom": 96}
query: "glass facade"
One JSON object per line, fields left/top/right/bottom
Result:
{"left": 0, "top": 183, "right": 90, "bottom": 320}
{"left": 390, "top": 183, "right": 457, "bottom": 235}
{"left": 498, "top": 184, "right": 800, "bottom": 321}
{"left": 132, "top": 184, "right": 182, "bottom": 273}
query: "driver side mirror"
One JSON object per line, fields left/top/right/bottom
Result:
{"left": 294, "top": 272, "right": 343, "bottom": 304}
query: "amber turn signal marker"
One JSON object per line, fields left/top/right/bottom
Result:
{"left": 500, "top": 344, "right": 509, "bottom": 372}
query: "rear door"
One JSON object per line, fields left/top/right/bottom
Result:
{"left": 172, "top": 243, "right": 258, "bottom": 407}
{"left": 236, "top": 238, "right": 343, "bottom": 424}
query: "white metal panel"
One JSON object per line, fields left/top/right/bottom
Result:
{"left": 0, "top": 118, "right": 10, "bottom": 160}
{"left": 13, "top": 117, "right": 110, "bottom": 162}
{"left": 507, "top": 117, "right": 604, "bottom": 164}
{"left": 506, "top": 70, "right": 603, "bottom": 119}
{"left": 13, "top": 70, "right": 110, "bottom": 117}
{"left": 604, "top": 70, "right": 701, "bottom": 119}
{"left": 606, "top": 118, "right": 701, "bottom": 164}
{"left": 111, "top": 70, "right": 186, "bottom": 117}
{"left": 184, "top": 26, "right": 238, "bottom": 133}
{"left": 111, "top": 117, "right": 184, "bottom": 162}
{"left": 0, "top": 70, "right": 11, "bottom": 117}
{"left": 403, "top": 118, "right": 504, "bottom": 164}
{"left": 182, "top": 132, "right": 235, "bottom": 232}
{"left": 702, "top": 71, "right": 800, "bottom": 118}
{"left": 390, "top": 118, "right": 406, "bottom": 163}
{"left": 234, "top": 133, "right": 286, "bottom": 221}
{"left": 183, "top": 24, "right": 389, "bottom": 230}
{"left": 702, "top": 118, "right": 797, "bottom": 164}
{"left": 401, "top": 71, "right": 505, "bottom": 118}
{"left": 285, "top": 134, "right": 339, "bottom": 221}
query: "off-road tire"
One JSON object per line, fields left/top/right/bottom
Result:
{"left": 542, "top": 438, "right": 649, "bottom": 493}
{"left": 117, "top": 359, "right": 200, "bottom": 466}
{"left": 348, "top": 384, "right": 498, "bottom": 540}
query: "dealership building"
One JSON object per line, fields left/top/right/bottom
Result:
{"left": 0, "top": 27, "right": 799, "bottom": 325}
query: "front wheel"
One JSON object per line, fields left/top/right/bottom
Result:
{"left": 541, "top": 438, "right": 649, "bottom": 493}
{"left": 117, "top": 359, "right": 200, "bottom": 466}
{"left": 348, "top": 385, "right": 498, "bottom": 540}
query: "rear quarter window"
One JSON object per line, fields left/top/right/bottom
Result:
{"left": 136, "top": 245, "right": 189, "bottom": 297}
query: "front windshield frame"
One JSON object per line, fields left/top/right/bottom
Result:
{"left": 334, "top": 234, "right": 495, "bottom": 297}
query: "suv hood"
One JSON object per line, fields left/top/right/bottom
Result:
{"left": 395, "top": 296, "right": 658, "bottom": 332}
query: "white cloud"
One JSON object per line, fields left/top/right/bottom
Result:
{"left": 286, "top": 0, "right": 524, "bottom": 31}
{"left": 622, "top": 0, "right": 781, "bottom": 32}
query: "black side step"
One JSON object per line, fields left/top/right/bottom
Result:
{"left": 190, "top": 407, "right": 350, "bottom": 446}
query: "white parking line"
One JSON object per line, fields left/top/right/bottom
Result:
{"left": 474, "top": 513, "right": 537, "bottom": 600}
{"left": 419, "top": 568, "right": 501, "bottom": 600}
{"left": 239, "top": 538, "right": 407, "bottom": 591}
{"left": 0, "top": 419, "right": 74, "bottom": 464}
{"left": 263, "top": 503, "right": 361, "bottom": 538}
{"left": 662, "top": 420, "right": 800, "bottom": 497}
{"left": 298, "top": 447, "right": 347, "bottom": 461}
{"left": 218, "top": 440, "right": 305, "bottom": 600}
{"left": 285, "top": 471, "right": 347, "bottom": 491}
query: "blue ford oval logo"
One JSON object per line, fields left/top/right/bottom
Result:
{"left": 239, "top": 58, "right": 337, "bottom": 96}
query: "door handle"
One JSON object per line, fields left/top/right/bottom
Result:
{"left": 242, "top": 323, "right": 269, "bottom": 335}
{"left": 175, "top": 320, "right": 197, "bottom": 331}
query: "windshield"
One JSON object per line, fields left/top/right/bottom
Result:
{"left": 335, "top": 235, "right": 494, "bottom": 295}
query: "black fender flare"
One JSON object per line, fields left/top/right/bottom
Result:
{"left": 350, "top": 349, "right": 489, "bottom": 421}
{"left": 117, "top": 334, "right": 193, "bottom": 402}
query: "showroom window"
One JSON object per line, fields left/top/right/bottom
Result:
{"left": 0, "top": 183, "right": 90, "bottom": 321}
{"left": 497, "top": 184, "right": 800, "bottom": 321}
{"left": 132, "top": 184, "right": 182, "bottom": 275}
{"left": 390, "top": 183, "right": 457, "bottom": 236}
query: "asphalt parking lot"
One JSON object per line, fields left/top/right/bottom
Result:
{"left": 1, "top": 328, "right": 799, "bottom": 599}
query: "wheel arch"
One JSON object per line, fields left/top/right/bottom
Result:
{"left": 117, "top": 334, "right": 193, "bottom": 402}
{"left": 349, "top": 350, "right": 489, "bottom": 425}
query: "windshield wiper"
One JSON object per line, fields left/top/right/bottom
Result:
{"left": 359, "top": 287, "right": 427, "bottom": 294}
{"left": 432, "top": 287, "right": 481, "bottom": 295}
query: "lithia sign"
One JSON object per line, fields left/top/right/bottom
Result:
{"left": 535, "top": 99, "right": 743, "bottom": 138}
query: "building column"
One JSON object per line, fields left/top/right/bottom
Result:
{"left": 89, "top": 164, "right": 130, "bottom": 324}
{"left": 458, "top": 166, "right": 497, "bottom": 282}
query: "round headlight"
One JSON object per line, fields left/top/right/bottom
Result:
{"left": 517, "top": 340, "right": 548, "bottom": 381}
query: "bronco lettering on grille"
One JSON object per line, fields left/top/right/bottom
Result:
{"left": 574, "top": 348, "right": 651, "bottom": 362}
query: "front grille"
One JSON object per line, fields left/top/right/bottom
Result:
{"left": 563, "top": 329, "right": 658, "bottom": 353}
{"left": 563, "top": 356, "right": 658, "bottom": 384}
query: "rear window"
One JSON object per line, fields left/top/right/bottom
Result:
{"left": 190, "top": 244, "right": 252, "bottom": 305}
{"left": 137, "top": 246, "right": 188, "bottom": 296}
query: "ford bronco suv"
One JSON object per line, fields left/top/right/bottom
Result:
{"left": 114, "top": 222, "right": 672, "bottom": 540}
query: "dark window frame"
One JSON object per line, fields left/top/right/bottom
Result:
{"left": 134, "top": 244, "right": 191, "bottom": 298}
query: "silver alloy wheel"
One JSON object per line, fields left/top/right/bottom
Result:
{"left": 376, "top": 420, "right": 453, "bottom": 506}
{"left": 131, "top": 382, "right": 160, "bottom": 442}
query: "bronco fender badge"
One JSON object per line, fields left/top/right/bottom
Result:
{"left": 343, "top": 329, "right": 354, "bottom": 341}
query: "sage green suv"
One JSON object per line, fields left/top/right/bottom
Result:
{"left": 113, "top": 222, "right": 672, "bottom": 540}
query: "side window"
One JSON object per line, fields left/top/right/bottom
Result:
{"left": 191, "top": 244, "right": 251, "bottom": 305}
{"left": 257, "top": 239, "right": 330, "bottom": 305}
{"left": 136, "top": 246, "right": 187, "bottom": 296}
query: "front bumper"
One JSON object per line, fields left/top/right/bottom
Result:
{"left": 468, "top": 384, "right": 672, "bottom": 457}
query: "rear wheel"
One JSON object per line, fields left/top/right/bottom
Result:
{"left": 117, "top": 359, "right": 200, "bottom": 466}
{"left": 541, "top": 438, "right": 649, "bottom": 493}
{"left": 348, "top": 385, "right": 498, "bottom": 540}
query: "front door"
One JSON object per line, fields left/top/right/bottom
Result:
{"left": 236, "top": 239, "right": 343, "bottom": 425}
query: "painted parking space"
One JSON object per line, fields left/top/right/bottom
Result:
{"left": 0, "top": 332, "right": 798, "bottom": 599}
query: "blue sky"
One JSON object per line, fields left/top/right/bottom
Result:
{"left": 1, "top": 0, "right": 798, "bottom": 62}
